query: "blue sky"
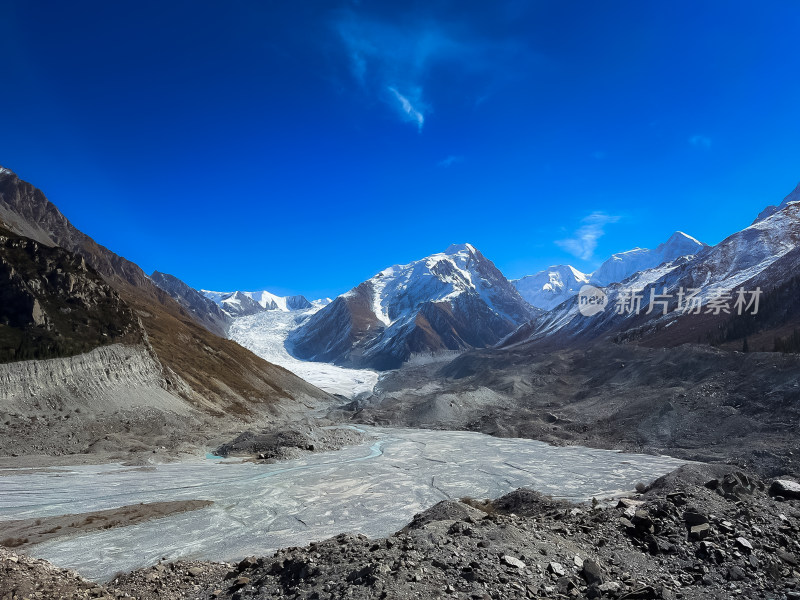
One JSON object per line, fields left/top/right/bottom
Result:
{"left": 1, "top": 1, "right": 799, "bottom": 299}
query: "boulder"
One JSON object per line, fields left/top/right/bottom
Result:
{"left": 769, "top": 479, "right": 800, "bottom": 500}
{"left": 501, "top": 555, "right": 525, "bottom": 569}
{"left": 581, "top": 558, "right": 603, "bottom": 585}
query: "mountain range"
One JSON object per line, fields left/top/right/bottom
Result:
{"left": 3, "top": 165, "right": 800, "bottom": 600}
{"left": 200, "top": 289, "right": 315, "bottom": 319}
{"left": 132, "top": 181, "right": 800, "bottom": 374}
{"left": 505, "top": 182, "right": 800, "bottom": 350}
{"left": 2, "top": 162, "right": 800, "bottom": 399}
{"left": 513, "top": 231, "right": 707, "bottom": 310}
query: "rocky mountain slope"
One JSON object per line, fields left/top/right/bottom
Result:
{"left": 642, "top": 244, "right": 800, "bottom": 352}
{"left": 0, "top": 225, "right": 141, "bottom": 363}
{"left": 150, "top": 271, "right": 229, "bottom": 337}
{"left": 289, "top": 243, "right": 539, "bottom": 370}
{"left": 0, "top": 344, "right": 200, "bottom": 457}
{"left": 0, "top": 167, "right": 153, "bottom": 292}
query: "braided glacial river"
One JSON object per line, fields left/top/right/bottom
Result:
{"left": 0, "top": 426, "right": 688, "bottom": 581}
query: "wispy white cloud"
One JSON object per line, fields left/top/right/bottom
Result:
{"left": 388, "top": 86, "right": 425, "bottom": 131}
{"left": 335, "top": 13, "right": 450, "bottom": 131}
{"left": 689, "top": 135, "right": 712, "bottom": 148}
{"left": 438, "top": 155, "right": 463, "bottom": 168}
{"left": 333, "top": 10, "right": 531, "bottom": 132}
{"left": 556, "top": 212, "right": 620, "bottom": 260}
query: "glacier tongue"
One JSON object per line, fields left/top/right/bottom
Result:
{"left": 228, "top": 308, "right": 378, "bottom": 397}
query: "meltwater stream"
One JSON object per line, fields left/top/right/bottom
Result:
{"left": 0, "top": 427, "right": 688, "bottom": 581}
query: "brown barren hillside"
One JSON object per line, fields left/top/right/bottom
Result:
{"left": 0, "top": 166, "right": 331, "bottom": 416}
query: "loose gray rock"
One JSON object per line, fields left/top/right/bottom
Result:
{"left": 770, "top": 479, "right": 800, "bottom": 500}
{"left": 501, "top": 555, "right": 526, "bottom": 569}
{"left": 581, "top": 558, "right": 603, "bottom": 585}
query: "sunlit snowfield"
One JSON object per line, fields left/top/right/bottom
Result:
{"left": 228, "top": 309, "right": 378, "bottom": 397}
{"left": 0, "top": 427, "right": 688, "bottom": 581}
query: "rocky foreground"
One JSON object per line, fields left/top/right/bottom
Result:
{"left": 2, "top": 465, "right": 800, "bottom": 600}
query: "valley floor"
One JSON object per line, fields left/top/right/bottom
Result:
{"left": 0, "top": 427, "right": 686, "bottom": 581}
{"left": 2, "top": 339, "right": 800, "bottom": 598}
{"left": 2, "top": 462, "right": 800, "bottom": 600}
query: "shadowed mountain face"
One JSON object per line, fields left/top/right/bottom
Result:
{"left": 0, "top": 167, "right": 330, "bottom": 416}
{"left": 289, "top": 244, "right": 539, "bottom": 370}
{"left": 150, "top": 271, "right": 230, "bottom": 337}
{"left": 0, "top": 225, "right": 142, "bottom": 363}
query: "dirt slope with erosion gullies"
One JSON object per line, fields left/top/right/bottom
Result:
{"left": 344, "top": 341, "right": 800, "bottom": 478}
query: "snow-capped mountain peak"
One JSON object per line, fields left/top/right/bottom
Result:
{"left": 201, "top": 288, "right": 313, "bottom": 318}
{"left": 657, "top": 231, "right": 706, "bottom": 255}
{"left": 362, "top": 243, "right": 531, "bottom": 327}
{"left": 513, "top": 265, "right": 590, "bottom": 311}
{"left": 513, "top": 231, "right": 705, "bottom": 310}
{"left": 289, "top": 244, "right": 538, "bottom": 369}
{"left": 753, "top": 182, "right": 800, "bottom": 223}
{"left": 590, "top": 231, "right": 706, "bottom": 286}
{"left": 444, "top": 242, "right": 477, "bottom": 255}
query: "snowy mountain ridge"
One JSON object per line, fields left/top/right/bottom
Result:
{"left": 201, "top": 288, "right": 314, "bottom": 318}
{"left": 589, "top": 231, "right": 707, "bottom": 286}
{"left": 753, "top": 182, "right": 800, "bottom": 223}
{"left": 289, "top": 243, "right": 539, "bottom": 370}
{"left": 513, "top": 265, "right": 590, "bottom": 311}
{"left": 351, "top": 243, "right": 534, "bottom": 326}
{"left": 513, "top": 231, "right": 705, "bottom": 310}
{"left": 505, "top": 195, "right": 800, "bottom": 347}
